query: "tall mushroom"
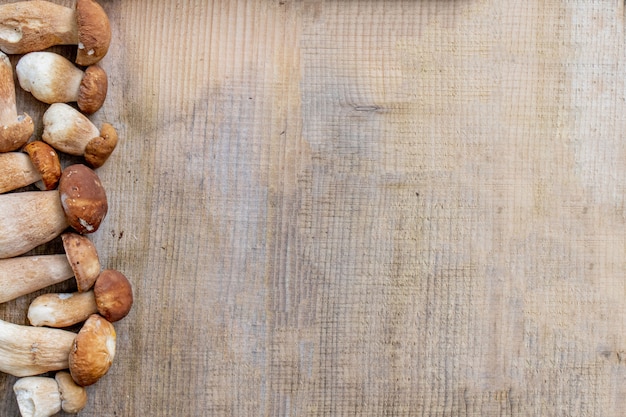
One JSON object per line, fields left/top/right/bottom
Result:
{"left": 17, "top": 52, "right": 108, "bottom": 114}
{"left": 0, "top": 0, "right": 111, "bottom": 65}
{"left": 0, "top": 318, "right": 75, "bottom": 376}
{"left": 0, "top": 164, "right": 108, "bottom": 259}
{"left": 29, "top": 269, "right": 133, "bottom": 327}
{"left": 0, "top": 51, "right": 33, "bottom": 152}
{"left": 0, "top": 142, "right": 61, "bottom": 194}
{"left": 0, "top": 233, "right": 100, "bottom": 304}
{"left": 43, "top": 103, "right": 118, "bottom": 168}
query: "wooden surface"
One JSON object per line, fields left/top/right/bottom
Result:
{"left": 1, "top": 0, "right": 626, "bottom": 415}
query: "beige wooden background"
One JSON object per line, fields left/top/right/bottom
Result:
{"left": 2, "top": 0, "right": 626, "bottom": 415}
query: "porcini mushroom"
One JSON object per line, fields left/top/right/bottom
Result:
{"left": 0, "top": 0, "right": 111, "bottom": 65}
{"left": 29, "top": 269, "right": 133, "bottom": 327}
{"left": 13, "top": 372, "right": 87, "bottom": 417}
{"left": 0, "top": 233, "right": 100, "bottom": 304}
{"left": 69, "top": 314, "right": 116, "bottom": 386}
{"left": 0, "top": 142, "right": 61, "bottom": 194}
{"left": 17, "top": 52, "right": 107, "bottom": 114}
{"left": 43, "top": 103, "right": 118, "bottom": 168}
{"left": 0, "top": 51, "right": 33, "bottom": 152}
{"left": 0, "top": 318, "right": 75, "bottom": 376}
{"left": 0, "top": 164, "right": 108, "bottom": 259}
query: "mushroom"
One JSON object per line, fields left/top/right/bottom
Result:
{"left": 0, "top": 0, "right": 111, "bottom": 65}
{"left": 0, "top": 142, "right": 61, "bottom": 194}
{"left": 43, "top": 103, "right": 118, "bottom": 168}
{"left": 0, "top": 164, "right": 108, "bottom": 259}
{"left": 17, "top": 52, "right": 107, "bottom": 114}
{"left": 29, "top": 269, "right": 133, "bottom": 328}
{"left": 0, "top": 318, "right": 75, "bottom": 376}
{"left": 0, "top": 233, "right": 100, "bottom": 304}
{"left": 69, "top": 314, "right": 116, "bottom": 386}
{"left": 0, "top": 51, "right": 33, "bottom": 152}
{"left": 13, "top": 372, "right": 87, "bottom": 417}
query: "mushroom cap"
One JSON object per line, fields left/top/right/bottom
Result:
{"left": 78, "top": 65, "right": 107, "bottom": 114}
{"left": 75, "top": 0, "right": 111, "bottom": 66}
{"left": 55, "top": 371, "right": 87, "bottom": 414}
{"left": 59, "top": 164, "right": 108, "bottom": 234}
{"left": 23, "top": 141, "right": 61, "bottom": 191}
{"left": 94, "top": 269, "right": 133, "bottom": 322}
{"left": 61, "top": 233, "right": 100, "bottom": 292}
{"left": 0, "top": 114, "right": 33, "bottom": 152}
{"left": 85, "top": 122, "right": 118, "bottom": 168}
{"left": 69, "top": 314, "right": 116, "bottom": 386}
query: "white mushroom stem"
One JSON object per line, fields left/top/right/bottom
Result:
{"left": 0, "top": 153, "right": 40, "bottom": 193}
{"left": 0, "top": 318, "right": 75, "bottom": 376}
{"left": 0, "top": 1, "right": 78, "bottom": 55}
{"left": 17, "top": 52, "right": 84, "bottom": 104}
{"left": 0, "top": 255, "right": 74, "bottom": 304}
{"left": 43, "top": 103, "right": 100, "bottom": 156}
{"left": 13, "top": 377, "right": 61, "bottom": 417}
{"left": 29, "top": 291, "right": 97, "bottom": 328}
{"left": 0, "top": 52, "right": 18, "bottom": 125}
{"left": 0, "top": 190, "right": 68, "bottom": 259}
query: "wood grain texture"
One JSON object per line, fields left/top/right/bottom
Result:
{"left": 1, "top": 0, "right": 626, "bottom": 415}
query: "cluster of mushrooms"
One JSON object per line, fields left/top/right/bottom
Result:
{"left": 0, "top": 1, "right": 131, "bottom": 416}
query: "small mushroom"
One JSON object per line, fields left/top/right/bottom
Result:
{"left": 69, "top": 314, "right": 116, "bottom": 386}
{"left": 0, "top": 0, "right": 111, "bottom": 65}
{"left": 17, "top": 52, "right": 107, "bottom": 114}
{"left": 12, "top": 372, "right": 87, "bottom": 417}
{"left": 0, "top": 233, "right": 100, "bottom": 304}
{"left": 0, "top": 318, "right": 75, "bottom": 377}
{"left": 0, "top": 164, "right": 108, "bottom": 259}
{"left": 29, "top": 269, "right": 133, "bottom": 327}
{"left": 43, "top": 103, "right": 118, "bottom": 168}
{"left": 0, "top": 142, "right": 61, "bottom": 194}
{"left": 0, "top": 51, "right": 33, "bottom": 152}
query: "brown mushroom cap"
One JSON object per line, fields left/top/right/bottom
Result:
{"left": 23, "top": 141, "right": 61, "bottom": 190}
{"left": 68, "top": 314, "right": 116, "bottom": 386}
{"left": 85, "top": 122, "right": 118, "bottom": 168}
{"left": 75, "top": 0, "right": 111, "bottom": 66}
{"left": 0, "top": 116, "right": 33, "bottom": 153}
{"left": 78, "top": 65, "right": 107, "bottom": 114}
{"left": 59, "top": 164, "right": 108, "bottom": 234}
{"left": 61, "top": 233, "right": 100, "bottom": 292}
{"left": 94, "top": 269, "right": 133, "bottom": 322}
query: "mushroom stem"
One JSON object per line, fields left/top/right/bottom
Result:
{"left": 0, "top": 52, "right": 33, "bottom": 152}
{"left": 0, "top": 190, "right": 68, "bottom": 259}
{"left": 29, "top": 291, "right": 97, "bottom": 328}
{"left": 0, "top": 153, "right": 40, "bottom": 193}
{"left": 0, "top": 318, "right": 75, "bottom": 377}
{"left": 0, "top": 1, "right": 78, "bottom": 55}
{"left": 0, "top": 255, "right": 73, "bottom": 304}
{"left": 13, "top": 373, "right": 87, "bottom": 417}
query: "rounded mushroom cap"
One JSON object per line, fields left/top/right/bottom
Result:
{"left": 59, "top": 164, "right": 108, "bottom": 234}
{"left": 69, "top": 314, "right": 116, "bottom": 386}
{"left": 85, "top": 122, "right": 118, "bottom": 168}
{"left": 55, "top": 371, "right": 87, "bottom": 414}
{"left": 94, "top": 269, "right": 133, "bottom": 322}
{"left": 78, "top": 65, "right": 107, "bottom": 114}
{"left": 75, "top": 0, "right": 111, "bottom": 66}
{"left": 61, "top": 233, "right": 101, "bottom": 292}
{"left": 0, "top": 114, "right": 33, "bottom": 152}
{"left": 23, "top": 141, "right": 61, "bottom": 190}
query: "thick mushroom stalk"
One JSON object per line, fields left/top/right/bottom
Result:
{"left": 0, "top": 142, "right": 61, "bottom": 194}
{"left": 29, "top": 269, "right": 133, "bottom": 327}
{"left": 17, "top": 52, "right": 108, "bottom": 114}
{"left": 0, "top": 0, "right": 111, "bottom": 65}
{"left": 0, "top": 318, "right": 75, "bottom": 377}
{"left": 0, "top": 233, "right": 100, "bottom": 304}
{"left": 13, "top": 373, "right": 87, "bottom": 417}
{"left": 0, "top": 164, "right": 108, "bottom": 259}
{"left": 43, "top": 103, "right": 118, "bottom": 168}
{"left": 0, "top": 52, "right": 33, "bottom": 152}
